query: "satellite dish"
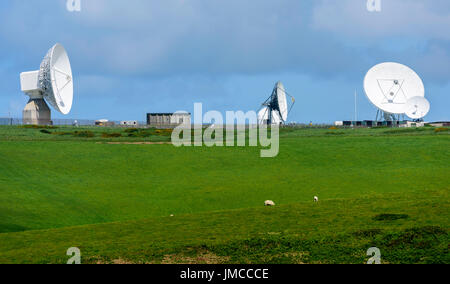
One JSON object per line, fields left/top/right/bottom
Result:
{"left": 271, "top": 110, "right": 282, "bottom": 124}
{"left": 258, "top": 107, "right": 269, "bottom": 124}
{"left": 258, "top": 81, "right": 295, "bottom": 125}
{"left": 364, "top": 62, "right": 425, "bottom": 115}
{"left": 276, "top": 82, "right": 288, "bottom": 122}
{"left": 405, "top": 96, "right": 430, "bottom": 120}
{"left": 39, "top": 44, "right": 74, "bottom": 115}
{"left": 20, "top": 43, "right": 74, "bottom": 125}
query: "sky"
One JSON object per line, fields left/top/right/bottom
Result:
{"left": 0, "top": 0, "right": 449, "bottom": 123}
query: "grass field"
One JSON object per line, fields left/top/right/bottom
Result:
{"left": 0, "top": 125, "right": 448, "bottom": 264}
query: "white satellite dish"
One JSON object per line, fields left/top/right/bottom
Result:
{"left": 405, "top": 96, "right": 430, "bottom": 120}
{"left": 276, "top": 82, "right": 288, "bottom": 122}
{"left": 20, "top": 43, "right": 73, "bottom": 125}
{"left": 258, "top": 107, "right": 269, "bottom": 125}
{"left": 258, "top": 81, "right": 294, "bottom": 125}
{"left": 364, "top": 62, "right": 425, "bottom": 116}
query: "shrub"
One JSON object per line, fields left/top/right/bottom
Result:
{"left": 154, "top": 129, "right": 173, "bottom": 136}
{"left": 325, "top": 131, "right": 345, "bottom": 135}
{"left": 124, "top": 128, "right": 139, "bottom": 133}
{"left": 127, "top": 131, "right": 151, "bottom": 137}
{"left": 101, "top": 132, "right": 122, "bottom": 138}
{"left": 434, "top": 127, "right": 449, "bottom": 133}
{"left": 40, "top": 129, "right": 52, "bottom": 134}
{"left": 73, "top": 131, "right": 95, "bottom": 138}
{"left": 21, "top": 125, "right": 58, "bottom": 129}
{"left": 53, "top": 131, "right": 73, "bottom": 136}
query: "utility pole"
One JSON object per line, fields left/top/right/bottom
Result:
{"left": 354, "top": 89, "right": 358, "bottom": 123}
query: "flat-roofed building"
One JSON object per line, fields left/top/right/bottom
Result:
{"left": 147, "top": 113, "right": 191, "bottom": 128}
{"left": 428, "top": 121, "right": 450, "bottom": 127}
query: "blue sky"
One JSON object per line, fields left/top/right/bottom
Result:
{"left": 0, "top": 0, "right": 449, "bottom": 123}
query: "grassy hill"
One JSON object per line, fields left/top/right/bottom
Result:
{"left": 0, "top": 125, "right": 448, "bottom": 263}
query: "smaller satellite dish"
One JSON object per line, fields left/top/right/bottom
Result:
{"left": 275, "top": 82, "right": 288, "bottom": 122}
{"left": 258, "top": 107, "right": 269, "bottom": 124}
{"left": 258, "top": 81, "right": 295, "bottom": 125}
{"left": 271, "top": 110, "right": 281, "bottom": 124}
{"left": 405, "top": 96, "right": 430, "bottom": 120}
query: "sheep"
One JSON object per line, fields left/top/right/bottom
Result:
{"left": 265, "top": 200, "right": 275, "bottom": 206}
{"left": 314, "top": 196, "right": 319, "bottom": 202}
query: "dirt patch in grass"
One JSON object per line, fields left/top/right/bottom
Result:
{"left": 112, "top": 258, "right": 134, "bottom": 264}
{"left": 161, "top": 250, "right": 231, "bottom": 264}
{"left": 94, "top": 258, "right": 135, "bottom": 264}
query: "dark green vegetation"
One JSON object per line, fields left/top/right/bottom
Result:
{"left": 0, "top": 125, "right": 448, "bottom": 264}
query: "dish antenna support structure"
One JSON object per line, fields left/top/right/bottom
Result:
{"left": 364, "top": 62, "right": 430, "bottom": 122}
{"left": 20, "top": 43, "right": 74, "bottom": 125}
{"left": 258, "top": 82, "right": 295, "bottom": 125}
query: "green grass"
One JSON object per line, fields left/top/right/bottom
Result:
{"left": 0, "top": 125, "right": 448, "bottom": 264}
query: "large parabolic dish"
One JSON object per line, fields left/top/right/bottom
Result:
{"left": 39, "top": 44, "right": 74, "bottom": 115}
{"left": 20, "top": 43, "right": 74, "bottom": 125}
{"left": 364, "top": 62, "right": 425, "bottom": 114}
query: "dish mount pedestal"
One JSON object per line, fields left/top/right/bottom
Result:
{"left": 23, "top": 96, "right": 51, "bottom": 125}
{"left": 375, "top": 109, "right": 404, "bottom": 122}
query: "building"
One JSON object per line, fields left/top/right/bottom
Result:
{"left": 400, "top": 121, "right": 426, "bottom": 128}
{"left": 95, "top": 119, "right": 115, "bottom": 127}
{"left": 147, "top": 113, "right": 191, "bottom": 128}
{"left": 120, "top": 121, "right": 139, "bottom": 127}
{"left": 428, "top": 121, "right": 450, "bottom": 127}
{"left": 337, "top": 120, "right": 406, "bottom": 128}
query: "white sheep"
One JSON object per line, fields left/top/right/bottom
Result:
{"left": 314, "top": 196, "right": 319, "bottom": 202}
{"left": 265, "top": 200, "right": 275, "bottom": 206}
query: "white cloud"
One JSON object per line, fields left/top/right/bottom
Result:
{"left": 312, "top": 0, "right": 450, "bottom": 40}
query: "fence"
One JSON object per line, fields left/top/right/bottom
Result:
{"left": 0, "top": 117, "right": 337, "bottom": 129}
{"left": 0, "top": 117, "right": 147, "bottom": 127}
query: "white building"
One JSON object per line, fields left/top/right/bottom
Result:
{"left": 146, "top": 113, "right": 191, "bottom": 128}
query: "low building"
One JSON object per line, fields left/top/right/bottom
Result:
{"left": 95, "top": 119, "right": 115, "bottom": 127}
{"left": 428, "top": 121, "right": 450, "bottom": 127}
{"left": 400, "top": 121, "right": 426, "bottom": 128}
{"left": 120, "top": 121, "right": 139, "bottom": 127}
{"left": 147, "top": 113, "right": 191, "bottom": 128}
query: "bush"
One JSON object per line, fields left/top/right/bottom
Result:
{"left": 434, "top": 127, "right": 449, "bottom": 133}
{"left": 73, "top": 131, "right": 95, "bottom": 138}
{"left": 101, "top": 132, "right": 122, "bottom": 138}
{"left": 40, "top": 129, "right": 52, "bottom": 134}
{"left": 124, "top": 128, "right": 139, "bottom": 133}
{"left": 20, "top": 125, "right": 58, "bottom": 129}
{"left": 325, "top": 131, "right": 345, "bottom": 135}
{"left": 53, "top": 131, "right": 73, "bottom": 136}
{"left": 154, "top": 129, "right": 173, "bottom": 136}
{"left": 127, "top": 131, "right": 151, "bottom": 137}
